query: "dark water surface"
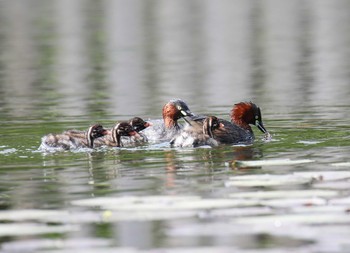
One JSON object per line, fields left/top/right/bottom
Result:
{"left": 1, "top": 1, "right": 350, "bottom": 252}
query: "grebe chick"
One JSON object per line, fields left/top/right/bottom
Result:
{"left": 129, "top": 117, "right": 152, "bottom": 132}
{"left": 93, "top": 122, "right": 139, "bottom": 147}
{"left": 39, "top": 124, "right": 107, "bottom": 150}
{"left": 122, "top": 117, "right": 153, "bottom": 144}
{"left": 170, "top": 116, "right": 224, "bottom": 147}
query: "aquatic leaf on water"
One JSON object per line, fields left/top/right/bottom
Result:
{"left": 35, "top": 247, "right": 238, "bottom": 253}
{"left": 261, "top": 197, "right": 327, "bottom": 208}
{"left": 0, "top": 223, "right": 78, "bottom": 236}
{"left": 234, "top": 213, "right": 350, "bottom": 225}
{"left": 105, "top": 199, "right": 259, "bottom": 211}
{"left": 71, "top": 196, "right": 201, "bottom": 207}
{"left": 0, "top": 148, "right": 17, "bottom": 155}
{"left": 0, "top": 209, "right": 69, "bottom": 222}
{"left": 329, "top": 197, "right": 350, "bottom": 205}
{"left": 231, "top": 159, "right": 315, "bottom": 168}
{"left": 72, "top": 196, "right": 259, "bottom": 211}
{"left": 297, "top": 140, "right": 322, "bottom": 145}
{"left": 101, "top": 210, "right": 198, "bottom": 221}
{"left": 293, "top": 171, "right": 350, "bottom": 181}
{"left": 330, "top": 162, "right": 350, "bottom": 167}
{"left": 197, "top": 207, "right": 273, "bottom": 218}
{"left": 313, "top": 181, "right": 350, "bottom": 190}
{"left": 226, "top": 171, "right": 350, "bottom": 188}
{"left": 229, "top": 190, "right": 338, "bottom": 199}
{"left": 41, "top": 248, "right": 141, "bottom": 253}
{"left": 291, "top": 205, "right": 350, "bottom": 214}
{"left": 1, "top": 238, "right": 111, "bottom": 252}
{"left": 226, "top": 174, "right": 311, "bottom": 187}
{"left": 229, "top": 191, "right": 333, "bottom": 208}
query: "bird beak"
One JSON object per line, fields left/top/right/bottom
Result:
{"left": 145, "top": 122, "right": 153, "bottom": 127}
{"left": 183, "top": 117, "right": 191, "bottom": 125}
{"left": 102, "top": 129, "right": 109, "bottom": 135}
{"left": 219, "top": 123, "right": 225, "bottom": 128}
{"left": 256, "top": 121, "right": 268, "bottom": 134}
{"left": 181, "top": 109, "right": 194, "bottom": 117}
{"left": 129, "top": 131, "right": 140, "bottom": 137}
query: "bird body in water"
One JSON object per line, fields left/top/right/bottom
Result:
{"left": 39, "top": 124, "right": 107, "bottom": 151}
{"left": 122, "top": 117, "right": 153, "bottom": 145}
{"left": 170, "top": 116, "right": 225, "bottom": 147}
{"left": 183, "top": 102, "right": 270, "bottom": 145}
{"left": 142, "top": 99, "right": 194, "bottom": 142}
{"left": 94, "top": 122, "right": 140, "bottom": 147}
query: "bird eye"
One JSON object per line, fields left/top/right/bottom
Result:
{"left": 255, "top": 115, "right": 259, "bottom": 120}
{"left": 176, "top": 105, "right": 182, "bottom": 110}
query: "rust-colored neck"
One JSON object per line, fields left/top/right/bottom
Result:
{"left": 164, "top": 117, "right": 177, "bottom": 129}
{"left": 230, "top": 103, "right": 254, "bottom": 132}
{"left": 163, "top": 103, "right": 180, "bottom": 129}
{"left": 232, "top": 118, "right": 252, "bottom": 131}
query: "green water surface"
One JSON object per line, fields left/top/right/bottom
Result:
{"left": 1, "top": 0, "right": 350, "bottom": 252}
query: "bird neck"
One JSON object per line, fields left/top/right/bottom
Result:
{"left": 112, "top": 126, "right": 122, "bottom": 147}
{"left": 86, "top": 128, "right": 94, "bottom": 148}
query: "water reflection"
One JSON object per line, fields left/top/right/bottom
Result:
{"left": 1, "top": 0, "right": 350, "bottom": 119}
{"left": 46, "top": 144, "right": 264, "bottom": 196}
{"left": 83, "top": 1, "right": 110, "bottom": 118}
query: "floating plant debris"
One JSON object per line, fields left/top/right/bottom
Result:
{"left": 226, "top": 174, "right": 312, "bottom": 187}
{"left": 230, "top": 159, "right": 315, "bottom": 168}
{"left": 293, "top": 171, "right": 350, "bottom": 181}
{"left": 229, "top": 190, "right": 338, "bottom": 199}
{"left": 0, "top": 223, "right": 78, "bottom": 237}
{"left": 72, "top": 195, "right": 259, "bottom": 212}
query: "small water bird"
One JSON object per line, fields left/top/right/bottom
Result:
{"left": 188, "top": 102, "right": 270, "bottom": 144}
{"left": 129, "top": 117, "right": 152, "bottom": 132}
{"left": 39, "top": 124, "right": 108, "bottom": 150}
{"left": 170, "top": 116, "right": 225, "bottom": 147}
{"left": 124, "top": 117, "right": 153, "bottom": 144}
{"left": 93, "top": 122, "right": 140, "bottom": 147}
{"left": 142, "top": 99, "right": 194, "bottom": 141}
{"left": 162, "top": 99, "right": 194, "bottom": 129}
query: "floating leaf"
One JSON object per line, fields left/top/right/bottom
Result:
{"left": 45, "top": 246, "right": 239, "bottom": 253}
{"left": 104, "top": 199, "right": 258, "bottom": 211}
{"left": 198, "top": 207, "right": 273, "bottom": 218}
{"left": 101, "top": 210, "right": 198, "bottom": 221}
{"left": 231, "top": 159, "right": 315, "bottom": 168}
{"left": 297, "top": 140, "right": 322, "bottom": 145}
{"left": 229, "top": 190, "right": 338, "bottom": 199}
{"left": 330, "top": 162, "right": 350, "bottom": 167}
{"left": 72, "top": 196, "right": 258, "bottom": 211}
{"left": 261, "top": 197, "right": 327, "bottom": 208}
{"left": 293, "top": 171, "right": 350, "bottom": 181}
{"left": 291, "top": 205, "right": 349, "bottom": 214}
{"left": 1, "top": 238, "right": 111, "bottom": 252}
{"left": 226, "top": 174, "right": 311, "bottom": 187}
{"left": 167, "top": 222, "right": 252, "bottom": 237}
{"left": 0, "top": 148, "right": 17, "bottom": 155}
{"left": 329, "top": 197, "right": 350, "bottom": 205}
{"left": 234, "top": 213, "right": 350, "bottom": 225}
{"left": 71, "top": 196, "right": 201, "bottom": 207}
{"left": 0, "top": 223, "right": 78, "bottom": 236}
{"left": 314, "top": 181, "right": 350, "bottom": 190}
{"left": 0, "top": 209, "right": 69, "bottom": 222}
